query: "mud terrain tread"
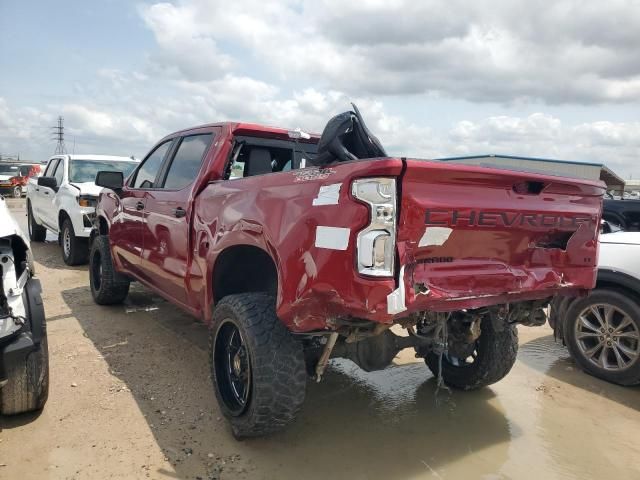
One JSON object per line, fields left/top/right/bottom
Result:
{"left": 209, "top": 293, "right": 307, "bottom": 438}
{"left": 90, "top": 235, "right": 130, "bottom": 305}
{"left": 0, "top": 335, "right": 49, "bottom": 415}
{"left": 425, "top": 317, "right": 518, "bottom": 390}
{"left": 564, "top": 289, "right": 640, "bottom": 386}
{"left": 62, "top": 218, "right": 89, "bottom": 266}
{"left": 27, "top": 202, "right": 46, "bottom": 242}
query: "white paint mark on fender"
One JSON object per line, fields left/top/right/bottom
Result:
{"left": 387, "top": 265, "right": 407, "bottom": 314}
{"left": 312, "top": 183, "right": 342, "bottom": 206}
{"left": 419, "top": 227, "right": 453, "bottom": 247}
{"left": 315, "top": 226, "right": 350, "bottom": 250}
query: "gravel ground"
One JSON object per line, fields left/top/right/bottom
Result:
{"left": 1, "top": 197, "right": 639, "bottom": 480}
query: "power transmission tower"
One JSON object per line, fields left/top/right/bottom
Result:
{"left": 51, "top": 116, "right": 67, "bottom": 154}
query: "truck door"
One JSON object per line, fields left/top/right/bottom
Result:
{"left": 31, "top": 158, "right": 58, "bottom": 225}
{"left": 40, "top": 158, "right": 65, "bottom": 230}
{"left": 139, "top": 131, "right": 215, "bottom": 307}
{"left": 110, "top": 139, "right": 174, "bottom": 277}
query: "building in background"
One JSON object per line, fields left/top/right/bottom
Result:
{"left": 437, "top": 154, "right": 625, "bottom": 194}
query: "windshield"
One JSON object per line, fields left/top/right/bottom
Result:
{"left": 0, "top": 165, "right": 20, "bottom": 175}
{"left": 69, "top": 160, "right": 137, "bottom": 183}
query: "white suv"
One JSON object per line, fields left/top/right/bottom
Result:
{"left": 550, "top": 231, "right": 640, "bottom": 385}
{"left": 26, "top": 155, "right": 138, "bottom": 265}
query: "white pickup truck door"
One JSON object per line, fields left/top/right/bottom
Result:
{"left": 37, "top": 158, "right": 64, "bottom": 230}
{"left": 31, "top": 158, "right": 57, "bottom": 225}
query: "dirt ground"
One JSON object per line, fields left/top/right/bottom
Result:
{"left": 1, "top": 197, "right": 639, "bottom": 480}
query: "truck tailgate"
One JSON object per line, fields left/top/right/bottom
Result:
{"left": 393, "top": 159, "right": 605, "bottom": 313}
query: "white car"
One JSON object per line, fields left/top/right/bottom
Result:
{"left": 551, "top": 231, "right": 640, "bottom": 385}
{"left": 26, "top": 155, "right": 138, "bottom": 265}
{"left": 0, "top": 196, "right": 49, "bottom": 415}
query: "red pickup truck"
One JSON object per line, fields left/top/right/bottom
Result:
{"left": 91, "top": 106, "right": 604, "bottom": 438}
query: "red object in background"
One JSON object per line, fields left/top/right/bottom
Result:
{"left": 96, "top": 122, "right": 605, "bottom": 333}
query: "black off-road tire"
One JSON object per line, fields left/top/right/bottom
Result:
{"left": 563, "top": 289, "right": 640, "bottom": 386}
{"left": 27, "top": 202, "right": 46, "bottom": 242}
{"left": 209, "top": 293, "right": 307, "bottom": 439}
{"left": 61, "top": 217, "right": 89, "bottom": 266}
{"left": 89, "top": 235, "right": 130, "bottom": 305}
{"left": 425, "top": 316, "right": 519, "bottom": 390}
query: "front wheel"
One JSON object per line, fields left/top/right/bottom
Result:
{"left": 424, "top": 316, "right": 518, "bottom": 390}
{"left": 563, "top": 289, "right": 640, "bottom": 386}
{"left": 209, "top": 293, "right": 307, "bottom": 438}
{"left": 89, "top": 235, "right": 130, "bottom": 305}
{"left": 61, "top": 218, "right": 88, "bottom": 266}
{"left": 12, "top": 185, "right": 22, "bottom": 198}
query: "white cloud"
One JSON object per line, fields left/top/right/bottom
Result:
{"left": 138, "top": 0, "right": 640, "bottom": 104}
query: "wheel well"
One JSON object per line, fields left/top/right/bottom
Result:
{"left": 58, "top": 210, "right": 70, "bottom": 229}
{"left": 98, "top": 216, "right": 109, "bottom": 235}
{"left": 213, "top": 245, "right": 278, "bottom": 304}
{"left": 595, "top": 281, "right": 640, "bottom": 306}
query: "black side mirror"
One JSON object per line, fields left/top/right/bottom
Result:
{"left": 95, "top": 170, "right": 124, "bottom": 190}
{"left": 37, "top": 176, "right": 57, "bottom": 190}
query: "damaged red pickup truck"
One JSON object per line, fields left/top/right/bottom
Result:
{"left": 90, "top": 105, "right": 604, "bottom": 438}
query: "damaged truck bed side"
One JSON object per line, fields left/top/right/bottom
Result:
{"left": 91, "top": 105, "right": 604, "bottom": 438}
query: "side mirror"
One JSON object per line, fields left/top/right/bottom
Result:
{"left": 37, "top": 176, "right": 58, "bottom": 190}
{"left": 95, "top": 170, "right": 124, "bottom": 190}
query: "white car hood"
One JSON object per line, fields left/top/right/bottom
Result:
{"left": 0, "top": 198, "right": 29, "bottom": 246}
{"left": 600, "top": 231, "right": 640, "bottom": 245}
{"left": 70, "top": 182, "right": 104, "bottom": 196}
{"left": 0, "top": 174, "right": 14, "bottom": 181}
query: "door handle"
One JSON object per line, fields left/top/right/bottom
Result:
{"left": 173, "top": 207, "right": 186, "bottom": 218}
{"left": 44, "top": 191, "right": 50, "bottom": 195}
{"left": 35, "top": 188, "right": 39, "bottom": 192}
{"left": 136, "top": 201, "right": 144, "bottom": 211}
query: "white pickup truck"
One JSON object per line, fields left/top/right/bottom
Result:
{"left": 26, "top": 155, "right": 138, "bottom": 265}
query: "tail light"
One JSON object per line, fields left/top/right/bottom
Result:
{"left": 352, "top": 178, "right": 396, "bottom": 277}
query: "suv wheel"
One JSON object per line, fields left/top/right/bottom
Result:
{"left": 27, "top": 202, "right": 46, "bottom": 242}
{"left": 89, "top": 235, "right": 130, "bottom": 305}
{"left": 563, "top": 289, "right": 640, "bottom": 386}
{"left": 12, "top": 185, "right": 22, "bottom": 198}
{"left": 424, "top": 315, "right": 518, "bottom": 390}
{"left": 210, "top": 293, "right": 307, "bottom": 438}
{"left": 61, "top": 217, "right": 88, "bottom": 265}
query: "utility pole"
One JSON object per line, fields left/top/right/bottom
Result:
{"left": 51, "top": 116, "right": 67, "bottom": 155}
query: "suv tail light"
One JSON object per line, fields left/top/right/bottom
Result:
{"left": 352, "top": 178, "right": 396, "bottom": 277}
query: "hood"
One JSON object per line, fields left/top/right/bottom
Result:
{"left": 0, "top": 198, "right": 30, "bottom": 247}
{"left": 70, "top": 182, "right": 104, "bottom": 196}
{"left": 0, "top": 174, "right": 15, "bottom": 181}
{"left": 600, "top": 231, "right": 640, "bottom": 245}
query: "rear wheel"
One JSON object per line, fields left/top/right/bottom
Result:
{"left": 424, "top": 316, "right": 518, "bottom": 390}
{"left": 27, "top": 202, "right": 46, "bottom": 242}
{"left": 563, "top": 289, "right": 640, "bottom": 386}
{"left": 210, "top": 293, "right": 307, "bottom": 438}
{"left": 61, "top": 218, "right": 88, "bottom": 266}
{"left": 89, "top": 235, "right": 130, "bottom": 305}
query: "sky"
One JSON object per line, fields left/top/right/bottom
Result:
{"left": 1, "top": 0, "right": 639, "bottom": 177}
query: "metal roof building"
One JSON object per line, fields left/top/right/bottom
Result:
{"left": 436, "top": 154, "right": 625, "bottom": 193}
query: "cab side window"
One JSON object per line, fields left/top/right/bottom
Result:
{"left": 161, "top": 134, "right": 212, "bottom": 190}
{"left": 43, "top": 159, "right": 58, "bottom": 177}
{"left": 132, "top": 140, "right": 173, "bottom": 189}
{"left": 53, "top": 160, "right": 64, "bottom": 185}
